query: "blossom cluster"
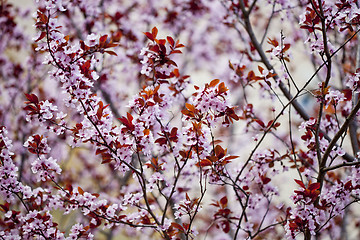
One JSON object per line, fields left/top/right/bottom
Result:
{"left": 2, "top": 0, "right": 360, "bottom": 239}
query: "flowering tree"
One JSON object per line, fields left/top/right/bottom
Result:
{"left": 1, "top": 0, "right": 360, "bottom": 239}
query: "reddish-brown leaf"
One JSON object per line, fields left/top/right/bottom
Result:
{"left": 167, "top": 36, "right": 175, "bottom": 46}
{"left": 258, "top": 65, "right": 264, "bottom": 74}
{"left": 308, "top": 182, "right": 320, "bottom": 191}
{"left": 35, "top": 31, "right": 46, "bottom": 42}
{"left": 171, "top": 222, "right": 184, "bottom": 232}
{"left": 105, "top": 50, "right": 117, "bottom": 56}
{"left": 25, "top": 93, "right": 39, "bottom": 104}
{"left": 196, "top": 159, "right": 212, "bottom": 167}
{"left": 209, "top": 79, "right": 220, "bottom": 87}
{"left": 295, "top": 179, "right": 305, "bottom": 189}
{"left": 215, "top": 145, "right": 226, "bottom": 159}
{"left": 152, "top": 27, "right": 158, "bottom": 39}
{"left": 95, "top": 148, "right": 107, "bottom": 155}
{"left": 217, "top": 82, "right": 228, "bottom": 94}
{"left": 78, "top": 187, "right": 84, "bottom": 195}
{"left": 99, "top": 35, "right": 108, "bottom": 44}
{"left": 255, "top": 119, "right": 265, "bottom": 128}
{"left": 219, "top": 196, "right": 228, "bottom": 208}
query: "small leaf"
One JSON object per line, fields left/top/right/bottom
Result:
{"left": 25, "top": 93, "right": 39, "bottom": 104}
{"left": 196, "top": 159, "right": 212, "bottom": 167}
{"left": 144, "top": 32, "right": 154, "bottom": 41}
{"left": 186, "top": 193, "right": 190, "bottom": 201}
{"left": 222, "top": 221, "right": 230, "bottom": 233}
{"left": 155, "top": 137, "right": 167, "bottom": 146}
{"left": 167, "top": 36, "right": 175, "bottom": 46}
{"left": 99, "top": 35, "right": 108, "bottom": 44}
{"left": 101, "top": 153, "right": 113, "bottom": 164}
{"left": 258, "top": 65, "right": 264, "bottom": 74}
{"left": 152, "top": 27, "right": 158, "bottom": 39}
{"left": 223, "top": 155, "right": 239, "bottom": 161}
{"left": 255, "top": 119, "right": 265, "bottom": 128}
{"left": 185, "top": 103, "right": 196, "bottom": 113}
{"left": 294, "top": 179, "right": 305, "bottom": 189}
{"left": 95, "top": 148, "right": 107, "bottom": 155}
{"left": 308, "top": 182, "right": 320, "bottom": 191}
{"left": 229, "top": 61, "right": 234, "bottom": 70}
{"left": 35, "top": 31, "right": 46, "bottom": 42}
{"left": 209, "top": 79, "right": 220, "bottom": 87}
{"left": 170, "top": 49, "right": 182, "bottom": 54}
{"left": 215, "top": 145, "right": 226, "bottom": 159}
{"left": 105, "top": 43, "right": 118, "bottom": 48}
{"left": 171, "top": 222, "right": 184, "bottom": 232}
{"left": 105, "top": 50, "right": 117, "bottom": 56}
{"left": 219, "top": 196, "right": 228, "bottom": 208}
{"left": 283, "top": 43, "right": 291, "bottom": 51}
{"left": 218, "top": 82, "right": 228, "bottom": 94}
{"left": 78, "top": 187, "right": 84, "bottom": 195}
{"left": 261, "top": 176, "right": 271, "bottom": 184}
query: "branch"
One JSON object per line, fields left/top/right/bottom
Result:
{"left": 316, "top": 98, "right": 360, "bottom": 194}
{"left": 348, "top": 28, "right": 360, "bottom": 155}
{"left": 321, "top": 98, "right": 360, "bottom": 168}
{"left": 233, "top": 1, "right": 359, "bottom": 164}
{"left": 323, "top": 160, "right": 360, "bottom": 172}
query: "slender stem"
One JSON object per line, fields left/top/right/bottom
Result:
{"left": 317, "top": 97, "right": 360, "bottom": 194}
{"left": 348, "top": 28, "right": 360, "bottom": 155}
{"left": 232, "top": 2, "right": 360, "bottom": 182}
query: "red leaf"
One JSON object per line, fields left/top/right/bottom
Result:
{"left": 175, "top": 40, "right": 185, "bottom": 48}
{"left": 35, "top": 31, "right": 46, "bottom": 42}
{"left": 258, "top": 65, "right": 264, "bottom": 74}
{"left": 222, "top": 221, "right": 230, "bottom": 233}
{"left": 95, "top": 148, "right": 107, "bottom": 155}
{"left": 167, "top": 36, "right": 175, "bottom": 46}
{"left": 159, "top": 41, "right": 166, "bottom": 50}
{"left": 308, "top": 182, "right": 320, "bottom": 191}
{"left": 127, "top": 112, "right": 133, "bottom": 122}
{"left": 101, "top": 153, "right": 113, "bottom": 164}
{"left": 185, "top": 193, "right": 192, "bottom": 202}
{"left": 344, "top": 181, "right": 353, "bottom": 190}
{"left": 37, "top": 11, "right": 48, "bottom": 24}
{"left": 171, "top": 222, "right": 184, "bottom": 232}
{"left": 283, "top": 43, "right": 291, "bottom": 51}
{"left": 223, "top": 155, "right": 239, "bottom": 161}
{"left": 217, "top": 82, "right": 228, "bottom": 94}
{"left": 170, "top": 49, "right": 182, "bottom": 54}
{"left": 185, "top": 103, "right": 196, "bottom": 113}
{"left": 219, "top": 196, "right": 228, "bottom": 208}
{"left": 144, "top": 32, "right": 154, "bottom": 41}
{"left": 118, "top": 112, "right": 134, "bottom": 131}
{"left": 266, "top": 120, "right": 274, "bottom": 128}
{"left": 99, "top": 35, "right": 108, "bottom": 44}
{"left": 267, "top": 37, "right": 279, "bottom": 47}
{"left": 295, "top": 179, "right": 305, "bottom": 189}
{"left": 196, "top": 159, "right": 212, "bottom": 167}
{"left": 105, "top": 43, "right": 118, "bottom": 48}
{"left": 24, "top": 105, "right": 38, "bottom": 112}
{"left": 105, "top": 50, "right": 117, "bottom": 56}
{"left": 152, "top": 27, "right": 158, "bottom": 39}
{"left": 261, "top": 176, "right": 271, "bottom": 184}
{"left": 78, "top": 187, "right": 84, "bottom": 195}
{"left": 215, "top": 145, "right": 226, "bottom": 159}
{"left": 155, "top": 137, "right": 167, "bottom": 146}
{"left": 0, "top": 202, "right": 10, "bottom": 212}
{"left": 255, "top": 119, "right": 265, "bottom": 128}
{"left": 25, "top": 93, "right": 39, "bottom": 104}
{"left": 209, "top": 79, "right": 220, "bottom": 87}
